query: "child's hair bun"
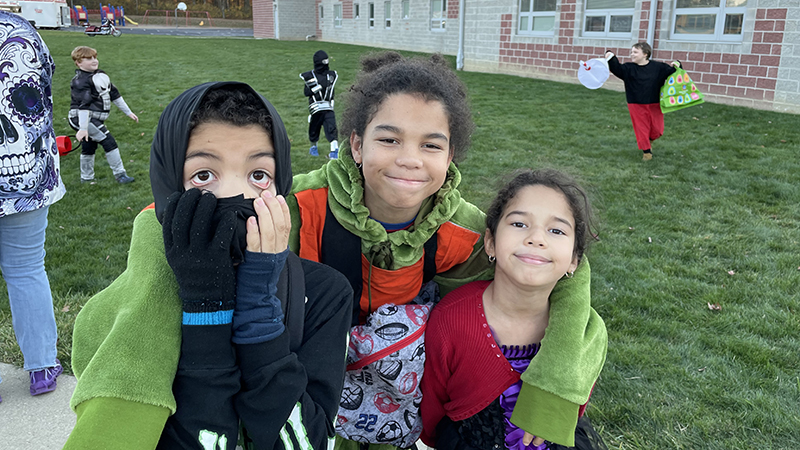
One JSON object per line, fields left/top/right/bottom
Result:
{"left": 360, "top": 51, "right": 404, "bottom": 73}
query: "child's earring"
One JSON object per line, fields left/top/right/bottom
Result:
{"left": 564, "top": 270, "right": 574, "bottom": 279}
{"left": 356, "top": 161, "right": 363, "bottom": 170}
{"left": 488, "top": 255, "right": 495, "bottom": 263}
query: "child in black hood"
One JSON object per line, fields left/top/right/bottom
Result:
{"left": 66, "top": 82, "right": 353, "bottom": 450}
{"left": 300, "top": 50, "right": 339, "bottom": 159}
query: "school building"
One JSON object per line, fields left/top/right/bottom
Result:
{"left": 251, "top": 0, "right": 800, "bottom": 113}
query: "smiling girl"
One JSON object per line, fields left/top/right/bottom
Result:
{"left": 420, "top": 169, "right": 607, "bottom": 450}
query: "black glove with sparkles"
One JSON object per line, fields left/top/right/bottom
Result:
{"left": 162, "top": 189, "right": 237, "bottom": 324}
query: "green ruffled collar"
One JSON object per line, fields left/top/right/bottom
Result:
{"left": 324, "top": 158, "right": 463, "bottom": 270}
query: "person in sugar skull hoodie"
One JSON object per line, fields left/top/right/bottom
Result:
{"left": 65, "top": 82, "right": 352, "bottom": 450}
{"left": 0, "top": 11, "right": 66, "bottom": 402}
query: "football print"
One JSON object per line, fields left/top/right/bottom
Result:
{"left": 375, "top": 360, "right": 403, "bottom": 381}
{"left": 398, "top": 371, "right": 418, "bottom": 395}
{"left": 374, "top": 323, "right": 409, "bottom": 341}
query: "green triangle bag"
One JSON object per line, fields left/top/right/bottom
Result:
{"left": 660, "top": 63, "right": 705, "bottom": 113}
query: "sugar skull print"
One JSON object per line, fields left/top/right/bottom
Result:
{"left": 0, "top": 12, "right": 64, "bottom": 216}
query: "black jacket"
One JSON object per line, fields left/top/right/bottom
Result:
{"left": 69, "top": 69, "right": 121, "bottom": 112}
{"left": 158, "top": 257, "right": 352, "bottom": 450}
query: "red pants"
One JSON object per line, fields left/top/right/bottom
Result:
{"left": 627, "top": 103, "right": 664, "bottom": 151}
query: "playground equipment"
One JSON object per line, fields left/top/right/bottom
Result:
{"left": 72, "top": 4, "right": 129, "bottom": 27}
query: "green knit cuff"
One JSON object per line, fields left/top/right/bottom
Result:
{"left": 510, "top": 383, "right": 579, "bottom": 447}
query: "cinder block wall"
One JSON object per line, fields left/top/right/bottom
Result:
{"left": 317, "top": 0, "right": 459, "bottom": 54}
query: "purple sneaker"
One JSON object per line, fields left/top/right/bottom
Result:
{"left": 29, "top": 360, "right": 63, "bottom": 396}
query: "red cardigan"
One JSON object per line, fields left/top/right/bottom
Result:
{"left": 420, "top": 281, "right": 588, "bottom": 447}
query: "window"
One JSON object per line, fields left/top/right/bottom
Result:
{"left": 672, "top": 0, "right": 745, "bottom": 41}
{"left": 431, "top": 0, "right": 446, "bottom": 29}
{"left": 320, "top": 5, "right": 324, "bottom": 19}
{"left": 369, "top": 2, "right": 375, "bottom": 27}
{"left": 402, "top": 0, "right": 409, "bottom": 19}
{"left": 334, "top": 3, "right": 342, "bottom": 27}
{"left": 583, "top": 0, "right": 634, "bottom": 37}
{"left": 385, "top": 1, "right": 391, "bottom": 28}
{"left": 355, "top": 3, "right": 360, "bottom": 19}
{"left": 519, "top": 0, "right": 556, "bottom": 35}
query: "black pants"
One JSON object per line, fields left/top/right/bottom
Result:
{"left": 309, "top": 110, "right": 337, "bottom": 143}
{"left": 68, "top": 115, "right": 118, "bottom": 155}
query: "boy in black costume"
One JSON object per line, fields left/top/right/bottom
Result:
{"left": 68, "top": 46, "right": 137, "bottom": 183}
{"left": 300, "top": 50, "right": 339, "bottom": 159}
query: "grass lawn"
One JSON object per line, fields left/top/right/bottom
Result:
{"left": 0, "top": 31, "right": 797, "bottom": 449}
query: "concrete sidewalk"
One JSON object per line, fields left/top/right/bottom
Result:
{"left": 0, "top": 362, "right": 76, "bottom": 449}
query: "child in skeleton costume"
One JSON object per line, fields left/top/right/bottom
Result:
{"left": 0, "top": 12, "right": 66, "bottom": 401}
{"left": 300, "top": 50, "right": 339, "bottom": 159}
{"left": 68, "top": 46, "right": 137, "bottom": 184}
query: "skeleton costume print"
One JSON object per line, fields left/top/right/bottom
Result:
{"left": 0, "top": 12, "right": 65, "bottom": 217}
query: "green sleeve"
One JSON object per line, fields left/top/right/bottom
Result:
{"left": 64, "top": 397, "right": 170, "bottom": 449}
{"left": 287, "top": 192, "right": 301, "bottom": 253}
{"left": 510, "top": 384, "right": 580, "bottom": 446}
{"left": 512, "top": 258, "right": 608, "bottom": 446}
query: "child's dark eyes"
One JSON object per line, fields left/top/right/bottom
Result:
{"left": 510, "top": 221, "right": 526, "bottom": 228}
{"left": 422, "top": 143, "right": 444, "bottom": 151}
{"left": 250, "top": 170, "right": 273, "bottom": 189}
{"left": 189, "top": 170, "right": 215, "bottom": 186}
{"left": 549, "top": 228, "right": 567, "bottom": 236}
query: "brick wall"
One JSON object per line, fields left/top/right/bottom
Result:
{"left": 486, "top": 1, "right": 799, "bottom": 112}
{"left": 252, "top": 0, "right": 274, "bottom": 39}
{"left": 255, "top": 0, "right": 800, "bottom": 112}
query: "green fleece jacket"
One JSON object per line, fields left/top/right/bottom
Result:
{"left": 66, "top": 208, "right": 180, "bottom": 449}
{"left": 287, "top": 159, "right": 607, "bottom": 446}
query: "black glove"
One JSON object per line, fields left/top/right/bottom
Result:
{"left": 162, "top": 189, "right": 237, "bottom": 324}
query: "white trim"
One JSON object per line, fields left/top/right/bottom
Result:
{"left": 334, "top": 3, "right": 342, "bottom": 27}
{"left": 670, "top": 0, "right": 746, "bottom": 42}
{"left": 518, "top": 0, "right": 556, "bottom": 36}
{"left": 431, "top": 0, "right": 446, "bottom": 30}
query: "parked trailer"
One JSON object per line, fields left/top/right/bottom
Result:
{"left": 0, "top": 0, "right": 21, "bottom": 13}
{"left": 19, "top": 0, "right": 71, "bottom": 28}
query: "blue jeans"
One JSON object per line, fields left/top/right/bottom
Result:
{"left": 0, "top": 206, "right": 58, "bottom": 380}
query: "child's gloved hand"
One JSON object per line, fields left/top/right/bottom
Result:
{"left": 162, "top": 189, "right": 237, "bottom": 323}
